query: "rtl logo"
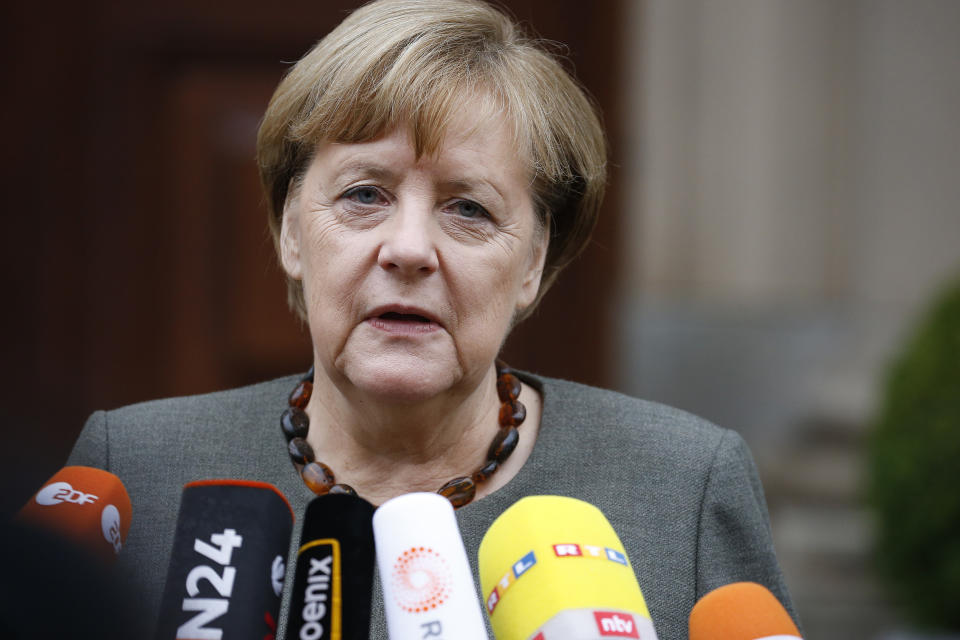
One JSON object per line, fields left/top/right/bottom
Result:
{"left": 593, "top": 611, "right": 640, "bottom": 638}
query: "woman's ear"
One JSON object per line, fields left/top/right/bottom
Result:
{"left": 279, "top": 195, "right": 303, "bottom": 280}
{"left": 516, "top": 218, "right": 549, "bottom": 311}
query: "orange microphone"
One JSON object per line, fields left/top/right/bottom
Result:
{"left": 689, "top": 582, "right": 801, "bottom": 640}
{"left": 16, "top": 465, "right": 132, "bottom": 563}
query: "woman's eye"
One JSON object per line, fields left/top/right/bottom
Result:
{"left": 453, "top": 200, "right": 488, "bottom": 219}
{"left": 344, "top": 186, "right": 383, "bottom": 205}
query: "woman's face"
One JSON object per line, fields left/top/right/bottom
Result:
{"left": 280, "top": 113, "right": 547, "bottom": 403}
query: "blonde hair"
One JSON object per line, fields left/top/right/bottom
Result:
{"left": 257, "top": 0, "right": 607, "bottom": 320}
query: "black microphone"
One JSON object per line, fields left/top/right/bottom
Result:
{"left": 154, "top": 479, "right": 294, "bottom": 640}
{"left": 0, "top": 520, "right": 150, "bottom": 639}
{"left": 284, "top": 493, "right": 376, "bottom": 640}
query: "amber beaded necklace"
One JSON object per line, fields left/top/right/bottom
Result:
{"left": 281, "top": 363, "right": 526, "bottom": 509}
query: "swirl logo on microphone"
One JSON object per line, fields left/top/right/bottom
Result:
{"left": 390, "top": 546, "right": 452, "bottom": 613}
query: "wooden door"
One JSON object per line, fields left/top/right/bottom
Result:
{"left": 1, "top": 0, "right": 626, "bottom": 513}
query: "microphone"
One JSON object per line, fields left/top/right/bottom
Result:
{"left": 154, "top": 479, "right": 294, "bottom": 640}
{"left": 372, "top": 492, "right": 488, "bottom": 640}
{"left": 16, "top": 465, "right": 132, "bottom": 563}
{"left": 6, "top": 466, "right": 146, "bottom": 638}
{"left": 689, "top": 582, "right": 801, "bottom": 640}
{"left": 478, "top": 495, "right": 658, "bottom": 640}
{"left": 0, "top": 520, "right": 150, "bottom": 639}
{"left": 284, "top": 493, "right": 376, "bottom": 640}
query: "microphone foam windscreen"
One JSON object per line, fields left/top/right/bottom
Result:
{"left": 154, "top": 479, "right": 294, "bottom": 640}
{"left": 285, "top": 493, "right": 376, "bottom": 640}
{"left": 16, "top": 465, "right": 132, "bottom": 562}
{"left": 0, "top": 520, "right": 151, "bottom": 639}
{"left": 689, "top": 582, "right": 801, "bottom": 640}
{"left": 373, "top": 492, "right": 487, "bottom": 640}
{"left": 478, "top": 495, "right": 655, "bottom": 640}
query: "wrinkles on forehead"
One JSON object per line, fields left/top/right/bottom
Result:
{"left": 305, "top": 81, "right": 528, "bottom": 170}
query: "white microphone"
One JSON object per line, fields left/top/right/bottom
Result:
{"left": 372, "top": 492, "right": 487, "bottom": 640}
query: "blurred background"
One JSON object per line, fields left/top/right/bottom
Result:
{"left": 2, "top": 0, "right": 958, "bottom": 637}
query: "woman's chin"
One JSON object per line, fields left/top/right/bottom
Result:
{"left": 338, "top": 359, "right": 463, "bottom": 405}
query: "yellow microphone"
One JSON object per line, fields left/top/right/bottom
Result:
{"left": 478, "top": 495, "right": 658, "bottom": 640}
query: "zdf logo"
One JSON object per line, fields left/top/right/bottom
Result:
{"left": 35, "top": 481, "right": 99, "bottom": 506}
{"left": 101, "top": 504, "right": 123, "bottom": 554}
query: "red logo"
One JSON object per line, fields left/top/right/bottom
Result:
{"left": 486, "top": 589, "right": 500, "bottom": 614}
{"left": 390, "top": 546, "right": 452, "bottom": 613}
{"left": 263, "top": 611, "right": 277, "bottom": 640}
{"left": 552, "top": 543, "right": 582, "bottom": 557}
{"left": 593, "top": 612, "right": 640, "bottom": 638}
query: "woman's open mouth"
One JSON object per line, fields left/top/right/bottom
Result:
{"left": 366, "top": 308, "right": 442, "bottom": 334}
{"left": 379, "top": 311, "right": 432, "bottom": 323}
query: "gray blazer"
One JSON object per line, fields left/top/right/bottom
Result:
{"left": 68, "top": 371, "right": 796, "bottom": 639}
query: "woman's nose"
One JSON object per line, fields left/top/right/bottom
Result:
{"left": 376, "top": 204, "right": 440, "bottom": 276}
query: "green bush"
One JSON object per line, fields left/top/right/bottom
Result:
{"left": 868, "top": 276, "right": 960, "bottom": 630}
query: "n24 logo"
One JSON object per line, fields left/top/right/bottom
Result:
{"left": 176, "top": 529, "right": 243, "bottom": 640}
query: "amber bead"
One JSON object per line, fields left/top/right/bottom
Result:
{"left": 288, "top": 380, "right": 313, "bottom": 410}
{"left": 288, "top": 437, "right": 315, "bottom": 465}
{"left": 280, "top": 407, "right": 310, "bottom": 441}
{"left": 471, "top": 460, "right": 499, "bottom": 484}
{"left": 488, "top": 426, "right": 519, "bottom": 463}
{"left": 329, "top": 483, "right": 357, "bottom": 496}
{"left": 302, "top": 462, "right": 335, "bottom": 495}
{"left": 498, "top": 399, "right": 526, "bottom": 427}
{"left": 496, "top": 372, "right": 521, "bottom": 402}
{"left": 438, "top": 477, "right": 476, "bottom": 508}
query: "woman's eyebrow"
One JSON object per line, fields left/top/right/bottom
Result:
{"left": 331, "top": 160, "right": 399, "bottom": 182}
{"left": 442, "top": 178, "right": 507, "bottom": 204}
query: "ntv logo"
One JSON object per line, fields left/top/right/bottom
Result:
{"left": 593, "top": 611, "right": 640, "bottom": 638}
{"left": 35, "top": 481, "right": 99, "bottom": 506}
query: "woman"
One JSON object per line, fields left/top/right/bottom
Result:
{"left": 69, "top": 0, "right": 797, "bottom": 637}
